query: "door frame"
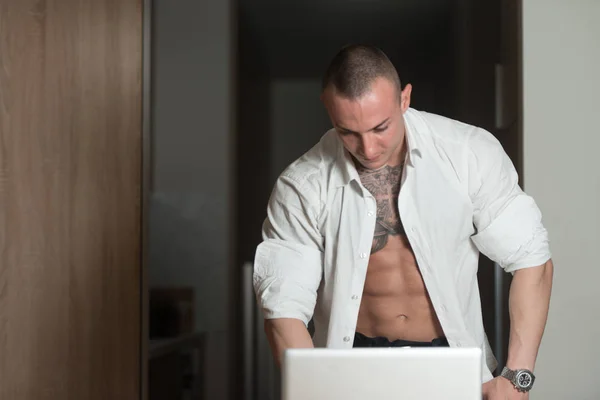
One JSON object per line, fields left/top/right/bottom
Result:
{"left": 141, "top": 0, "right": 153, "bottom": 399}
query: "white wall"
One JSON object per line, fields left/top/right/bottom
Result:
{"left": 522, "top": 1, "right": 600, "bottom": 399}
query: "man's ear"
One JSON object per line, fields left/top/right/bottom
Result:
{"left": 400, "top": 83, "right": 412, "bottom": 112}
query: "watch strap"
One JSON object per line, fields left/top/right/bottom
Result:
{"left": 500, "top": 366, "right": 515, "bottom": 381}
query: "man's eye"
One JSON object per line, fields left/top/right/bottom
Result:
{"left": 374, "top": 126, "right": 388, "bottom": 133}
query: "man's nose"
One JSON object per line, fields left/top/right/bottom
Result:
{"left": 360, "top": 136, "right": 376, "bottom": 158}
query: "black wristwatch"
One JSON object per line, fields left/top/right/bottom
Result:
{"left": 500, "top": 366, "right": 535, "bottom": 392}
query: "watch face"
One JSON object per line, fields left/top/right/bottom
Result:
{"left": 516, "top": 371, "right": 533, "bottom": 388}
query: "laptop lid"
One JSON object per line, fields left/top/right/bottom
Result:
{"left": 282, "top": 347, "right": 482, "bottom": 400}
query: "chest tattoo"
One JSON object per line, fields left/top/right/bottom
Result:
{"left": 358, "top": 163, "right": 406, "bottom": 254}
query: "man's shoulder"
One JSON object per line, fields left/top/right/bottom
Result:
{"left": 406, "top": 109, "right": 497, "bottom": 188}
{"left": 278, "top": 129, "right": 342, "bottom": 192}
{"left": 408, "top": 108, "right": 477, "bottom": 145}
{"left": 416, "top": 110, "right": 504, "bottom": 156}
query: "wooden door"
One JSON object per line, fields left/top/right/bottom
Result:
{"left": 0, "top": 1, "right": 143, "bottom": 399}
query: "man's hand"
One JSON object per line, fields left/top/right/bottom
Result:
{"left": 482, "top": 377, "right": 529, "bottom": 400}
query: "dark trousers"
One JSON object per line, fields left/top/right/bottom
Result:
{"left": 353, "top": 332, "right": 450, "bottom": 348}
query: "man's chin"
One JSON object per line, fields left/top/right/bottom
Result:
{"left": 351, "top": 154, "right": 387, "bottom": 170}
{"left": 359, "top": 159, "right": 387, "bottom": 170}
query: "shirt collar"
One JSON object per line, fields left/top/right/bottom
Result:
{"left": 336, "top": 107, "right": 423, "bottom": 188}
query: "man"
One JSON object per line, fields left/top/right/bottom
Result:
{"left": 253, "top": 44, "right": 553, "bottom": 399}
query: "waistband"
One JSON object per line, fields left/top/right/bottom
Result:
{"left": 353, "top": 332, "right": 449, "bottom": 348}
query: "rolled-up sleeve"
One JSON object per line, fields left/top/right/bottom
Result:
{"left": 468, "top": 128, "right": 551, "bottom": 273}
{"left": 253, "top": 174, "right": 323, "bottom": 325}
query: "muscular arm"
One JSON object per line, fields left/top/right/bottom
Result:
{"left": 506, "top": 259, "right": 554, "bottom": 371}
{"left": 264, "top": 318, "right": 314, "bottom": 366}
{"left": 255, "top": 174, "right": 323, "bottom": 367}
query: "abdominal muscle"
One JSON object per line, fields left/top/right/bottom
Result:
{"left": 356, "top": 235, "right": 445, "bottom": 342}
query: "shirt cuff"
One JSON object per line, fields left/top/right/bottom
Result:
{"left": 253, "top": 239, "right": 322, "bottom": 326}
{"left": 471, "top": 195, "right": 551, "bottom": 273}
{"left": 254, "top": 276, "right": 317, "bottom": 325}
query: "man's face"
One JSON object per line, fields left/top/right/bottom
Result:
{"left": 322, "top": 78, "right": 412, "bottom": 170}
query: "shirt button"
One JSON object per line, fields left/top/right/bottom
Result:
{"left": 359, "top": 253, "right": 367, "bottom": 259}
{"left": 456, "top": 342, "right": 462, "bottom": 347}
{"left": 367, "top": 211, "right": 374, "bottom": 217}
{"left": 351, "top": 295, "right": 359, "bottom": 300}
{"left": 411, "top": 227, "right": 416, "bottom": 233}
{"left": 440, "top": 305, "right": 447, "bottom": 312}
{"left": 343, "top": 336, "right": 351, "bottom": 342}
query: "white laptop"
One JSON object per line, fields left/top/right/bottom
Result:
{"left": 282, "top": 347, "right": 482, "bottom": 400}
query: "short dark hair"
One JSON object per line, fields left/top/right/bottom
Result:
{"left": 321, "top": 44, "right": 401, "bottom": 99}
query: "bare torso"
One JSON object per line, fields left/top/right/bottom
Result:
{"left": 356, "top": 161, "right": 444, "bottom": 341}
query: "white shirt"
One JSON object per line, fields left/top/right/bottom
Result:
{"left": 252, "top": 108, "right": 551, "bottom": 383}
